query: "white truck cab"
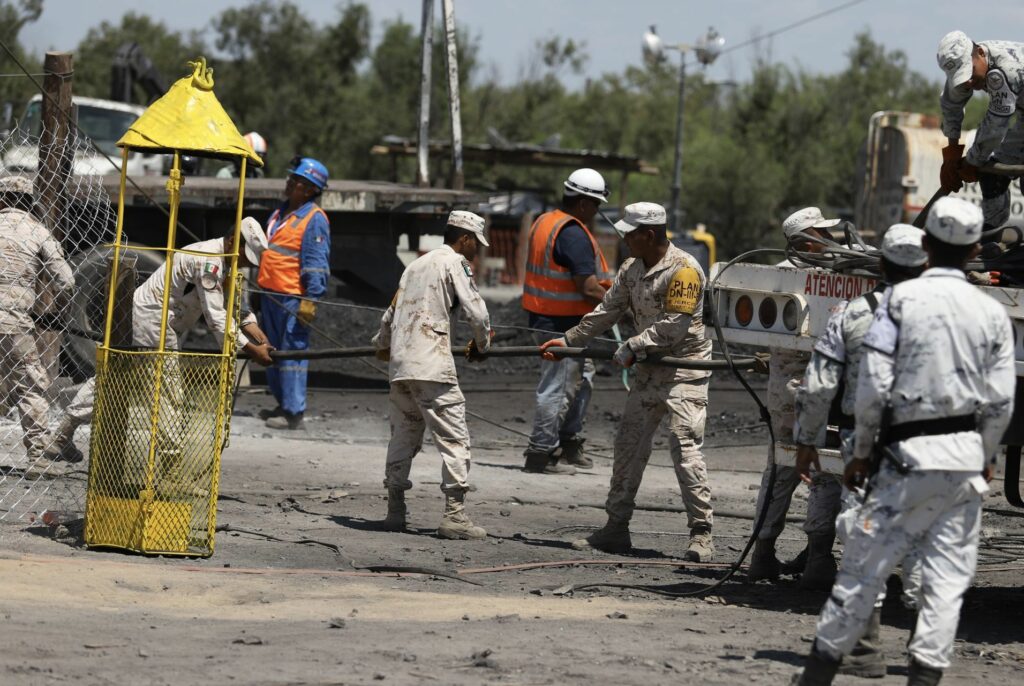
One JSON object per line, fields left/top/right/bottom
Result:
{"left": 1, "top": 94, "right": 161, "bottom": 177}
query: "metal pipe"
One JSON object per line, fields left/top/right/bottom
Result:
{"left": 269, "top": 345, "right": 757, "bottom": 371}
{"left": 416, "top": 0, "right": 434, "bottom": 188}
{"left": 441, "top": 0, "right": 464, "bottom": 190}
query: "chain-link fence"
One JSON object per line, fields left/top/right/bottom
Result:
{"left": 0, "top": 108, "right": 126, "bottom": 523}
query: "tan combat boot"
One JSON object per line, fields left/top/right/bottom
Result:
{"left": 571, "top": 518, "right": 631, "bottom": 553}
{"left": 558, "top": 436, "right": 593, "bottom": 469}
{"left": 684, "top": 526, "right": 714, "bottom": 562}
{"left": 381, "top": 488, "right": 407, "bottom": 531}
{"left": 41, "top": 418, "right": 84, "bottom": 464}
{"left": 437, "top": 491, "right": 486, "bottom": 540}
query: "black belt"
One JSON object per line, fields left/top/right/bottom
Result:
{"left": 887, "top": 414, "right": 977, "bottom": 444}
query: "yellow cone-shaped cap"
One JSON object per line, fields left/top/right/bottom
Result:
{"left": 118, "top": 57, "right": 263, "bottom": 166}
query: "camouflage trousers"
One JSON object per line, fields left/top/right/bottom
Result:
{"left": 0, "top": 332, "right": 51, "bottom": 455}
{"left": 979, "top": 124, "right": 1024, "bottom": 229}
{"left": 604, "top": 371, "right": 712, "bottom": 530}
{"left": 815, "top": 466, "right": 984, "bottom": 670}
{"left": 754, "top": 348, "right": 837, "bottom": 539}
{"left": 383, "top": 380, "right": 471, "bottom": 495}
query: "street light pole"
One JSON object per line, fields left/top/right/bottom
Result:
{"left": 643, "top": 26, "right": 724, "bottom": 235}
{"left": 668, "top": 54, "right": 687, "bottom": 235}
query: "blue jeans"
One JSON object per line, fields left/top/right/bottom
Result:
{"left": 527, "top": 354, "right": 594, "bottom": 454}
{"left": 260, "top": 293, "right": 310, "bottom": 415}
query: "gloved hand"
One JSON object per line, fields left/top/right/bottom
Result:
{"left": 958, "top": 160, "right": 979, "bottom": 184}
{"left": 613, "top": 342, "right": 636, "bottom": 368}
{"left": 795, "top": 444, "right": 821, "bottom": 485}
{"left": 465, "top": 339, "right": 486, "bottom": 362}
{"left": 940, "top": 143, "right": 965, "bottom": 193}
{"left": 539, "top": 337, "right": 567, "bottom": 361}
{"left": 297, "top": 298, "right": 317, "bottom": 325}
{"left": 245, "top": 341, "right": 275, "bottom": 366}
{"left": 375, "top": 348, "right": 390, "bottom": 362}
{"left": 752, "top": 352, "right": 770, "bottom": 375}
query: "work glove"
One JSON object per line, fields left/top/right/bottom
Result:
{"left": 958, "top": 160, "right": 979, "bottom": 184}
{"left": 539, "top": 337, "right": 567, "bottom": 361}
{"left": 297, "top": 298, "right": 317, "bottom": 325}
{"left": 246, "top": 341, "right": 275, "bottom": 366}
{"left": 613, "top": 342, "right": 636, "bottom": 368}
{"left": 465, "top": 330, "right": 495, "bottom": 362}
{"left": 375, "top": 348, "right": 390, "bottom": 362}
{"left": 752, "top": 352, "right": 770, "bottom": 375}
{"left": 940, "top": 143, "right": 965, "bottom": 193}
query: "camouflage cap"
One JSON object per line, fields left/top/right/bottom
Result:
{"left": 0, "top": 175, "right": 34, "bottom": 196}
{"left": 925, "top": 196, "right": 983, "bottom": 246}
{"left": 782, "top": 207, "right": 840, "bottom": 239}
{"left": 447, "top": 210, "right": 489, "bottom": 247}
{"left": 881, "top": 224, "right": 927, "bottom": 267}
{"left": 937, "top": 30, "right": 974, "bottom": 90}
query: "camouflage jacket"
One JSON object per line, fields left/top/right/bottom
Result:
{"left": 941, "top": 40, "right": 1024, "bottom": 166}
{"left": 373, "top": 245, "right": 491, "bottom": 384}
{"left": 855, "top": 268, "right": 1015, "bottom": 471}
{"left": 794, "top": 287, "right": 885, "bottom": 446}
{"left": 0, "top": 208, "right": 74, "bottom": 334}
{"left": 564, "top": 243, "right": 712, "bottom": 381}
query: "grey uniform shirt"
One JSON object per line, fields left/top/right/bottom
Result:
{"left": 132, "top": 237, "right": 257, "bottom": 349}
{"left": 564, "top": 243, "right": 712, "bottom": 381}
{"left": 373, "top": 244, "right": 491, "bottom": 384}
{"left": 854, "top": 268, "right": 1015, "bottom": 471}
{"left": 794, "top": 288, "right": 884, "bottom": 445}
{"left": 941, "top": 40, "right": 1024, "bottom": 166}
{"left": 0, "top": 208, "right": 74, "bottom": 334}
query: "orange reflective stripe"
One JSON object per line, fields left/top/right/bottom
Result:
{"left": 522, "top": 209, "right": 611, "bottom": 316}
{"left": 257, "top": 206, "right": 327, "bottom": 295}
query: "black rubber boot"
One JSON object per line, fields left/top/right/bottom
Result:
{"left": 265, "top": 412, "right": 304, "bottom": 430}
{"left": 790, "top": 643, "right": 841, "bottom": 685}
{"left": 780, "top": 544, "right": 808, "bottom": 575}
{"left": 258, "top": 405, "right": 285, "bottom": 420}
{"left": 747, "top": 538, "right": 782, "bottom": 581}
{"left": 558, "top": 436, "right": 593, "bottom": 469}
{"left": 907, "top": 658, "right": 943, "bottom": 686}
{"left": 838, "top": 607, "right": 886, "bottom": 678}
{"left": 522, "top": 448, "right": 576, "bottom": 475}
{"left": 799, "top": 533, "right": 838, "bottom": 591}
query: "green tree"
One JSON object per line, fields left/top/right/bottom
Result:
{"left": 72, "top": 12, "right": 206, "bottom": 103}
{"left": 0, "top": 0, "right": 43, "bottom": 123}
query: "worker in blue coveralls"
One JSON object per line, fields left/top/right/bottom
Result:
{"left": 256, "top": 157, "right": 331, "bottom": 430}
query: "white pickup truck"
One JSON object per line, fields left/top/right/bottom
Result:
{"left": 1, "top": 94, "right": 162, "bottom": 177}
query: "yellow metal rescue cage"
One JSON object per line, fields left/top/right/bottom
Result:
{"left": 84, "top": 58, "right": 263, "bottom": 556}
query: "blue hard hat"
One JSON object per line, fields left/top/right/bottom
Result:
{"left": 289, "top": 157, "right": 329, "bottom": 190}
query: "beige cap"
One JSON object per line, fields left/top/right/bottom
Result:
{"left": 925, "top": 196, "right": 983, "bottom": 246}
{"left": 614, "top": 202, "right": 667, "bottom": 237}
{"left": 937, "top": 30, "right": 974, "bottom": 89}
{"left": 240, "top": 216, "right": 268, "bottom": 265}
{"left": 782, "top": 207, "right": 840, "bottom": 239}
{"left": 448, "top": 210, "right": 489, "bottom": 247}
{"left": 881, "top": 224, "right": 927, "bottom": 267}
{"left": 0, "top": 175, "right": 34, "bottom": 196}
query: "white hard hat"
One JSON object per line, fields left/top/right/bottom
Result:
{"left": 240, "top": 216, "right": 268, "bottom": 265}
{"left": 925, "top": 196, "right": 983, "bottom": 246}
{"left": 614, "top": 202, "right": 667, "bottom": 237}
{"left": 881, "top": 224, "right": 927, "bottom": 267}
{"left": 782, "top": 207, "right": 840, "bottom": 240}
{"left": 448, "top": 210, "right": 489, "bottom": 247}
{"left": 937, "top": 31, "right": 974, "bottom": 90}
{"left": 564, "top": 168, "right": 609, "bottom": 204}
{"left": 244, "top": 131, "right": 267, "bottom": 156}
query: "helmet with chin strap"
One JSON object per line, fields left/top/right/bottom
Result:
{"left": 564, "top": 168, "right": 609, "bottom": 203}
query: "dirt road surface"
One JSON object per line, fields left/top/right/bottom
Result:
{"left": 2, "top": 373, "right": 1023, "bottom": 685}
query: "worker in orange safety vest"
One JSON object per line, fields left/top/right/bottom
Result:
{"left": 521, "top": 168, "right": 614, "bottom": 475}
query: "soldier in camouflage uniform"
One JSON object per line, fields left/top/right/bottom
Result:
{"left": 541, "top": 203, "right": 715, "bottom": 562}
{"left": 792, "top": 197, "right": 1015, "bottom": 686}
{"left": 937, "top": 31, "right": 1024, "bottom": 228}
{"left": 0, "top": 176, "right": 73, "bottom": 476}
{"left": 792, "top": 224, "right": 927, "bottom": 678}
{"left": 749, "top": 207, "right": 842, "bottom": 581}
{"left": 373, "top": 211, "right": 492, "bottom": 540}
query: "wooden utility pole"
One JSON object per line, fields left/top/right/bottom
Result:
{"left": 416, "top": 0, "right": 434, "bottom": 188}
{"left": 36, "top": 51, "right": 74, "bottom": 243}
{"left": 35, "top": 52, "right": 75, "bottom": 383}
